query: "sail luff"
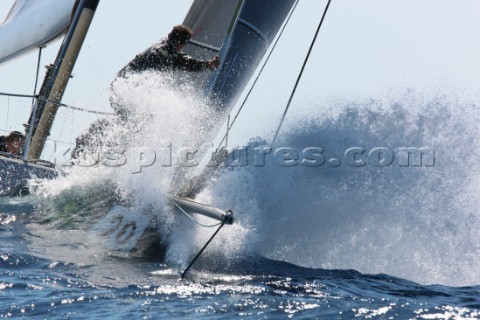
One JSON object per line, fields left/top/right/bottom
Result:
{"left": 27, "top": 0, "right": 100, "bottom": 161}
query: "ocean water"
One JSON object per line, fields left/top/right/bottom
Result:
{"left": 2, "top": 199, "right": 480, "bottom": 319}
{"left": 2, "top": 75, "right": 480, "bottom": 318}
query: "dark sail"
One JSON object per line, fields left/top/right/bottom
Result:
{"left": 180, "top": 0, "right": 244, "bottom": 89}
{"left": 182, "top": 0, "right": 243, "bottom": 60}
{"left": 180, "top": 0, "right": 296, "bottom": 111}
{"left": 208, "top": 0, "right": 296, "bottom": 109}
{"left": 172, "top": 0, "right": 297, "bottom": 197}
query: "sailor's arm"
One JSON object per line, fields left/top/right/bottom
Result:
{"left": 206, "top": 56, "right": 220, "bottom": 70}
{"left": 178, "top": 54, "right": 220, "bottom": 72}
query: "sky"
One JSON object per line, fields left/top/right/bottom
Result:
{"left": 0, "top": 0, "right": 479, "bottom": 156}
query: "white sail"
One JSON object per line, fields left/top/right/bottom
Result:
{"left": 0, "top": 0, "right": 75, "bottom": 64}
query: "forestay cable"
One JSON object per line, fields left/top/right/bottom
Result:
{"left": 271, "top": 0, "right": 332, "bottom": 146}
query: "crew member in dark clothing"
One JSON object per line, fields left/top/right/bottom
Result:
{"left": 112, "top": 24, "right": 220, "bottom": 118}
{"left": 72, "top": 25, "right": 220, "bottom": 161}
{"left": 117, "top": 24, "right": 220, "bottom": 77}
{"left": 0, "top": 131, "right": 25, "bottom": 156}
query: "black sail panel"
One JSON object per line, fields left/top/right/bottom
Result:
{"left": 171, "top": 0, "right": 297, "bottom": 197}
{"left": 179, "top": 0, "right": 243, "bottom": 90}
{"left": 208, "top": 0, "right": 296, "bottom": 108}
{"left": 182, "top": 0, "right": 243, "bottom": 60}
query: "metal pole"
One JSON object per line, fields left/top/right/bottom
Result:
{"left": 27, "top": 0, "right": 100, "bottom": 160}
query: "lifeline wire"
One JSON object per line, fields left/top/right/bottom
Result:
{"left": 271, "top": 0, "right": 332, "bottom": 146}
{"left": 0, "top": 92, "right": 36, "bottom": 98}
{"left": 0, "top": 92, "right": 113, "bottom": 116}
{"left": 37, "top": 97, "right": 115, "bottom": 116}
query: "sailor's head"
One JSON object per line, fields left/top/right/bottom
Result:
{"left": 168, "top": 25, "right": 193, "bottom": 51}
{"left": 5, "top": 131, "right": 25, "bottom": 155}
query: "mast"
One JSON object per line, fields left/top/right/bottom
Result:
{"left": 26, "top": 0, "right": 100, "bottom": 161}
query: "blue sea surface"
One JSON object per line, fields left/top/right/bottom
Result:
{"left": 2, "top": 198, "right": 480, "bottom": 320}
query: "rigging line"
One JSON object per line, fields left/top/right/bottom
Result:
{"left": 5, "top": 96, "right": 10, "bottom": 130}
{"left": 32, "top": 46, "right": 45, "bottom": 109}
{"left": 56, "top": 103, "right": 114, "bottom": 116}
{"left": 212, "top": 0, "right": 300, "bottom": 156}
{"left": 181, "top": 222, "right": 226, "bottom": 278}
{"left": 225, "top": 114, "right": 230, "bottom": 148}
{"left": 36, "top": 97, "right": 115, "bottom": 116}
{"left": 271, "top": 0, "right": 332, "bottom": 146}
{"left": 0, "top": 92, "right": 37, "bottom": 98}
{"left": 50, "top": 108, "right": 70, "bottom": 162}
{"left": 45, "top": 138, "right": 75, "bottom": 146}
{"left": 0, "top": 92, "right": 114, "bottom": 116}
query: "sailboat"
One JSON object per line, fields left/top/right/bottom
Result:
{"left": 0, "top": 0, "right": 303, "bottom": 268}
{"left": 0, "top": 0, "right": 88, "bottom": 196}
{"left": 1, "top": 0, "right": 296, "bottom": 198}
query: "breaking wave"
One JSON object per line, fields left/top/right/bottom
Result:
{"left": 26, "top": 72, "right": 480, "bottom": 286}
{"left": 203, "top": 91, "right": 480, "bottom": 286}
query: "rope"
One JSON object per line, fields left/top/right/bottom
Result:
{"left": 50, "top": 107, "right": 70, "bottom": 162}
{"left": 32, "top": 46, "right": 44, "bottom": 108}
{"left": 46, "top": 138, "right": 75, "bottom": 146}
{"left": 271, "top": 0, "right": 332, "bottom": 146}
{"left": 181, "top": 222, "right": 226, "bottom": 278}
{"left": 38, "top": 97, "right": 115, "bottom": 116}
{"left": 5, "top": 96, "right": 9, "bottom": 131}
{"left": 173, "top": 201, "right": 223, "bottom": 228}
{"left": 0, "top": 92, "right": 37, "bottom": 98}
{"left": 0, "top": 92, "right": 114, "bottom": 116}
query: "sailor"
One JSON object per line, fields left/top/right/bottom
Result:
{"left": 72, "top": 25, "right": 220, "bottom": 161}
{"left": 117, "top": 24, "right": 220, "bottom": 77}
{"left": 0, "top": 131, "right": 25, "bottom": 156}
